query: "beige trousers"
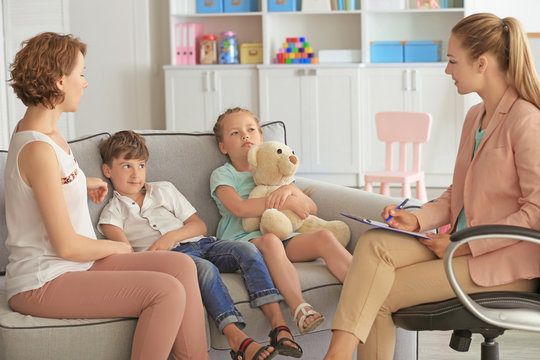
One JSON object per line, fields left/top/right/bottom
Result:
{"left": 331, "top": 229, "right": 537, "bottom": 360}
{"left": 9, "top": 251, "right": 209, "bottom": 360}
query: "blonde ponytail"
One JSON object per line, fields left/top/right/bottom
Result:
{"left": 452, "top": 13, "right": 540, "bottom": 109}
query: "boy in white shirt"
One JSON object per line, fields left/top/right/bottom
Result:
{"left": 98, "top": 130, "right": 303, "bottom": 360}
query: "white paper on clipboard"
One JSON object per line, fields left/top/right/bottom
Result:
{"left": 339, "top": 213, "right": 430, "bottom": 239}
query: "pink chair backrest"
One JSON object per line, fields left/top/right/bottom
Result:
{"left": 375, "top": 112, "right": 432, "bottom": 143}
{"left": 375, "top": 112, "right": 432, "bottom": 172}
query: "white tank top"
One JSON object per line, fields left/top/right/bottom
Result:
{"left": 4, "top": 131, "right": 94, "bottom": 300}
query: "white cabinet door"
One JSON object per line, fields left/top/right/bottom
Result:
{"left": 165, "top": 69, "right": 209, "bottom": 132}
{"left": 165, "top": 68, "right": 258, "bottom": 132}
{"left": 410, "top": 68, "right": 464, "bottom": 186}
{"left": 309, "top": 68, "right": 360, "bottom": 175}
{"left": 363, "top": 66, "right": 464, "bottom": 187}
{"left": 259, "top": 67, "right": 360, "bottom": 184}
{"left": 259, "top": 68, "right": 307, "bottom": 171}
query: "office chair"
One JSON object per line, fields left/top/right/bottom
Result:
{"left": 393, "top": 225, "right": 540, "bottom": 360}
{"left": 364, "top": 112, "right": 432, "bottom": 202}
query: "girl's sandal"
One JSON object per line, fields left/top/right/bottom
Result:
{"left": 230, "top": 338, "right": 277, "bottom": 360}
{"left": 294, "top": 302, "right": 325, "bottom": 335}
{"left": 268, "top": 325, "right": 303, "bottom": 358}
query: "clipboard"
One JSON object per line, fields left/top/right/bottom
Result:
{"left": 340, "top": 213, "right": 430, "bottom": 239}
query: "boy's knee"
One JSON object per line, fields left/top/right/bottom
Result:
{"left": 194, "top": 258, "right": 220, "bottom": 281}
{"left": 235, "top": 241, "right": 260, "bottom": 256}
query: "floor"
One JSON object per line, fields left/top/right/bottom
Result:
{"left": 418, "top": 330, "right": 540, "bottom": 359}
{"left": 384, "top": 187, "right": 540, "bottom": 359}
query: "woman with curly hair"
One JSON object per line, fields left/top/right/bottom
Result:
{"left": 5, "top": 32, "right": 209, "bottom": 360}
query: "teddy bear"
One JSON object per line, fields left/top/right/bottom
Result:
{"left": 242, "top": 141, "right": 351, "bottom": 247}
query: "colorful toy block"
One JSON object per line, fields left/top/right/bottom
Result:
{"left": 273, "top": 37, "right": 318, "bottom": 64}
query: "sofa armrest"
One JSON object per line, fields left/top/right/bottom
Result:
{"left": 295, "top": 177, "right": 422, "bottom": 253}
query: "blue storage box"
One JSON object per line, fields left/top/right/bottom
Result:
{"left": 268, "top": 0, "right": 300, "bottom": 12}
{"left": 196, "top": 0, "right": 223, "bottom": 13}
{"left": 370, "top": 41, "right": 403, "bottom": 63}
{"left": 224, "top": 0, "right": 258, "bottom": 12}
{"left": 404, "top": 41, "right": 441, "bottom": 62}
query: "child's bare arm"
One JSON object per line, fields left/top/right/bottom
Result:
{"left": 289, "top": 183, "right": 318, "bottom": 214}
{"left": 147, "top": 214, "right": 208, "bottom": 251}
{"left": 100, "top": 224, "right": 133, "bottom": 247}
{"left": 266, "top": 183, "right": 293, "bottom": 209}
{"left": 216, "top": 184, "right": 311, "bottom": 219}
{"left": 216, "top": 185, "right": 269, "bottom": 217}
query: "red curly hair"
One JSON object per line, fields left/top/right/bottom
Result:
{"left": 9, "top": 32, "right": 87, "bottom": 109}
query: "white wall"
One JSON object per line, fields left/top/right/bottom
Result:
{"left": 466, "top": 0, "right": 540, "bottom": 32}
{"left": 1, "top": 0, "right": 73, "bottom": 147}
{"left": 68, "top": 0, "right": 169, "bottom": 137}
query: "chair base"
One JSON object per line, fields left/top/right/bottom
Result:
{"left": 449, "top": 329, "right": 503, "bottom": 360}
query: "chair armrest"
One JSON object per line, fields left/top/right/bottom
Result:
{"left": 295, "top": 177, "right": 422, "bottom": 253}
{"left": 445, "top": 225, "right": 540, "bottom": 332}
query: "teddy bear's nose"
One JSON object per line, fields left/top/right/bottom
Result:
{"left": 289, "top": 155, "right": 297, "bottom": 164}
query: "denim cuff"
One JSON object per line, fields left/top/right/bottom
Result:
{"left": 250, "top": 288, "right": 284, "bottom": 308}
{"left": 216, "top": 312, "right": 246, "bottom": 333}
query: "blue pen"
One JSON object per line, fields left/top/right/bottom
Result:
{"left": 385, "top": 198, "right": 409, "bottom": 222}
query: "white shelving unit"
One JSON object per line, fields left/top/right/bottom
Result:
{"left": 165, "top": 0, "right": 467, "bottom": 188}
{"left": 168, "top": 0, "right": 464, "bottom": 66}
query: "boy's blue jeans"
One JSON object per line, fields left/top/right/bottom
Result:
{"left": 171, "top": 237, "right": 283, "bottom": 333}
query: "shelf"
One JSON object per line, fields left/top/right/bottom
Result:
{"left": 169, "top": 0, "right": 466, "bottom": 65}
{"left": 365, "top": 8, "right": 464, "bottom": 14}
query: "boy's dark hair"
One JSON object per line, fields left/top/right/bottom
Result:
{"left": 99, "top": 130, "right": 149, "bottom": 166}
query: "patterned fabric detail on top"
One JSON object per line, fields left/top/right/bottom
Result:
{"left": 62, "top": 167, "right": 78, "bottom": 184}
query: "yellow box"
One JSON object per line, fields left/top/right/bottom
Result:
{"left": 240, "top": 43, "right": 263, "bottom": 64}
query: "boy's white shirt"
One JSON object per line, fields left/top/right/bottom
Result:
{"left": 98, "top": 181, "right": 203, "bottom": 252}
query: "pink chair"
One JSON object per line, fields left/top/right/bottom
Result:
{"left": 364, "top": 111, "right": 432, "bottom": 202}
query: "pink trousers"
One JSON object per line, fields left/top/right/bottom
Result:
{"left": 9, "top": 251, "right": 209, "bottom": 360}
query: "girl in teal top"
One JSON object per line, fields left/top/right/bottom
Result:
{"left": 210, "top": 107, "right": 353, "bottom": 336}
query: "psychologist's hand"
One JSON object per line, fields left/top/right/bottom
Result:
{"left": 419, "top": 233, "right": 471, "bottom": 259}
{"left": 382, "top": 205, "right": 420, "bottom": 232}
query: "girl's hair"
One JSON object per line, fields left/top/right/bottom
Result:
{"left": 213, "top": 107, "right": 262, "bottom": 143}
{"left": 99, "top": 130, "right": 149, "bottom": 167}
{"left": 9, "top": 32, "right": 87, "bottom": 109}
{"left": 452, "top": 13, "right": 540, "bottom": 109}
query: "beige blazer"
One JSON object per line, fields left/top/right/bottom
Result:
{"left": 415, "top": 87, "right": 540, "bottom": 287}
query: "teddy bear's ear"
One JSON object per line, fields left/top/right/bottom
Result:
{"left": 248, "top": 144, "right": 259, "bottom": 168}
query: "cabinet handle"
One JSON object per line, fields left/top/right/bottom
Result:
{"left": 203, "top": 72, "right": 209, "bottom": 92}
{"left": 308, "top": 69, "right": 317, "bottom": 76}
{"left": 212, "top": 71, "right": 217, "bottom": 92}
{"left": 403, "top": 69, "right": 411, "bottom": 91}
{"left": 297, "top": 69, "right": 305, "bottom": 76}
{"left": 411, "top": 70, "right": 418, "bottom": 91}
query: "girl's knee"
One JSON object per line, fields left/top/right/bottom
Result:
{"left": 311, "top": 230, "right": 340, "bottom": 250}
{"left": 257, "top": 233, "right": 284, "bottom": 253}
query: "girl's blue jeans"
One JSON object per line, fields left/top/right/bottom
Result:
{"left": 171, "top": 237, "right": 283, "bottom": 333}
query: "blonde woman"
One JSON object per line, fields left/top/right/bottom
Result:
{"left": 325, "top": 13, "right": 540, "bottom": 360}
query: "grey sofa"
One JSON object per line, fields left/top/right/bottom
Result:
{"left": 0, "top": 122, "right": 417, "bottom": 360}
